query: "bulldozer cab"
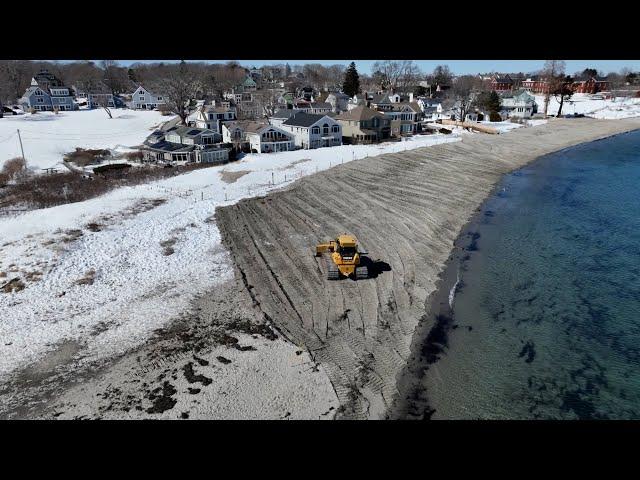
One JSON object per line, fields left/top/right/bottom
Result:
{"left": 336, "top": 234, "right": 357, "bottom": 260}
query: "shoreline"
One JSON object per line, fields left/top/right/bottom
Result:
{"left": 387, "top": 127, "right": 640, "bottom": 419}
{"left": 216, "top": 117, "right": 640, "bottom": 419}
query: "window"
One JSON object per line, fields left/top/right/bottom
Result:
{"left": 35, "top": 90, "right": 43, "bottom": 96}
{"left": 157, "top": 97, "right": 162, "bottom": 101}
{"left": 332, "top": 125, "right": 339, "bottom": 133}
{"left": 140, "top": 97, "right": 145, "bottom": 102}
{"left": 323, "top": 123, "right": 329, "bottom": 136}
{"left": 312, "top": 126, "right": 320, "bottom": 135}
{"left": 37, "top": 97, "right": 44, "bottom": 103}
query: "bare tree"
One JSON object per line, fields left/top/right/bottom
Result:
{"left": 0, "top": 60, "right": 32, "bottom": 103}
{"left": 450, "top": 75, "right": 482, "bottom": 122}
{"left": 95, "top": 94, "right": 113, "bottom": 119}
{"left": 542, "top": 60, "right": 566, "bottom": 117}
{"left": 155, "top": 61, "right": 201, "bottom": 125}
{"left": 371, "top": 61, "right": 419, "bottom": 92}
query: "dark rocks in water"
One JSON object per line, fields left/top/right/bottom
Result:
{"left": 188, "top": 388, "right": 201, "bottom": 395}
{"left": 181, "top": 412, "right": 189, "bottom": 419}
{"left": 518, "top": 341, "right": 536, "bottom": 363}
{"left": 420, "top": 314, "right": 453, "bottom": 364}
{"left": 466, "top": 231, "right": 481, "bottom": 251}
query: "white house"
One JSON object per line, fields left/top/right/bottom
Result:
{"left": 222, "top": 121, "right": 295, "bottom": 153}
{"left": 187, "top": 105, "right": 237, "bottom": 134}
{"left": 280, "top": 112, "right": 342, "bottom": 149}
{"left": 325, "top": 92, "right": 351, "bottom": 113}
{"left": 500, "top": 90, "right": 537, "bottom": 118}
{"left": 244, "top": 123, "right": 295, "bottom": 153}
{"left": 131, "top": 85, "right": 166, "bottom": 110}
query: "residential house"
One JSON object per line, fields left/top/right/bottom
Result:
{"left": 335, "top": 105, "right": 392, "bottom": 144}
{"left": 491, "top": 74, "right": 514, "bottom": 92}
{"left": 222, "top": 121, "right": 295, "bottom": 153}
{"left": 325, "top": 92, "right": 351, "bottom": 113}
{"left": 382, "top": 102, "right": 423, "bottom": 135}
{"left": 188, "top": 104, "right": 237, "bottom": 134}
{"left": 19, "top": 70, "right": 76, "bottom": 112}
{"left": 280, "top": 112, "right": 342, "bottom": 149}
{"left": 74, "top": 83, "right": 115, "bottom": 109}
{"left": 244, "top": 122, "right": 295, "bottom": 153}
{"left": 500, "top": 90, "right": 537, "bottom": 118}
{"left": 294, "top": 101, "right": 332, "bottom": 114}
{"left": 269, "top": 109, "right": 301, "bottom": 127}
{"left": 141, "top": 126, "right": 228, "bottom": 164}
{"left": 131, "top": 85, "right": 166, "bottom": 110}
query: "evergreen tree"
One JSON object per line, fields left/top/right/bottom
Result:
{"left": 475, "top": 90, "right": 501, "bottom": 114}
{"left": 342, "top": 62, "right": 360, "bottom": 97}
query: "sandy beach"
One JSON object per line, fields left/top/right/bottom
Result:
{"left": 3, "top": 117, "right": 640, "bottom": 419}
{"left": 217, "top": 117, "right": 640, "bottom": 419}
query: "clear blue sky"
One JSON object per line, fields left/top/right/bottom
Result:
{"left": 109, "top": 60, "right": 640, "bottom": 75}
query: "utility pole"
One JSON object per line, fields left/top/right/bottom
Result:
{"left": 17, "top": 129, "right": 25, "bottom": 160}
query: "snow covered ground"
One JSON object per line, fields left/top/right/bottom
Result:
{"left": 0, "top": 109, "right": 169, "bottom": 170}
{"left": 533, "top": 93, "right": 640, "bottom": 119}
{"left": 0, "top": 133, "right": 461, "bottom": 388}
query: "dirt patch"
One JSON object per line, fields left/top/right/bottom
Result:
{"left": 85, "top": 222, "right": 102, "bottom": 232}
{"left": 160, "top": 238, "right": 177, "bottom": 256}
{"left": 62, "top": 229, "right": 83, "bottom": 243}
{"left": 1, "top": 277, "right": 25, "bottom": 293}
{"left": 280, "top": 158, "right": 311, "bottom": 170}
{"left": 75, "top": 269, "right": 96, "bottom": 286}
{"left": 220, "top": 170, "right": 250, "bottom": 184}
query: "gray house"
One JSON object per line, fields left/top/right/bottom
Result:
{"left": 280, "top": 112, "right": 342, "bottom": 149}
{"left": 19, "top": 70, "right": 76, "bottom": 112}
{"left": 131, "top": 85, "right": 166, "bottom": 110}
{"left": 141, "top": 126, "right": 227, "bottom": 164}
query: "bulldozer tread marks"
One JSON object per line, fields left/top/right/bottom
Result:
{"left": 327, "top": 261, "right": 340, "bottom": 280}
{"left": 356, "top": 266, "right": 368, "bottom": 280}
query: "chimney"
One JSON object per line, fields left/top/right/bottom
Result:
{"left": 409, "top": 92, "right": 414, "bottom": 103}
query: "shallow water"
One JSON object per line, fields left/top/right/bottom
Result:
{"left": 426, "top": 129, "right": 640, "bottom": 419}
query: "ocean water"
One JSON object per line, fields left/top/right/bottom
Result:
{"left": 425, "top": 129, "right": 640, "bottom": 419}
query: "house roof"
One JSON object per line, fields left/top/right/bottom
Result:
{"left": 224, "top": 120, "right": 271, "bottom": 134}
{"left": 370, "top": 93, "right": 392, "bottom": 105}
{"left": 282, "top": 112, "right": 328, "bottom": 127}
{"left": 272, "top": 109, "right": 300, "bottom": 119}
{"left": 309, "top": 102, "right": 331, "bottom": 109}
{"left": 492, "top": 74, "right": 513, "bottom": 83}
{"left": 166, "top": 125, "right": 217, "bottom": 138}
{"left": 335, "top": 105, "right": 385, "bottom": 122}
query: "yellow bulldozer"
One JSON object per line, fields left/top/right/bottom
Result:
{"left": 315, "top": 234, "right": 369, "bottom": 280}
